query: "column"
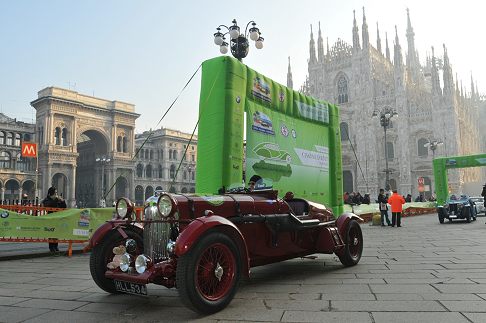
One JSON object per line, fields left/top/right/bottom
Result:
{"left": 18, "top": 188, "right": 23, "bottom": 203}
{"left": 69, "top": 164, "right": 76, "bottom": 207}
{"left": 1, "top": 187, "right": 5, "bottom": 202}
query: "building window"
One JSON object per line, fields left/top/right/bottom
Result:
{"left": 146, "top": 164, "right": 152, "bottom": 178}
{"left": 0, "top": 151, "right": 11, "bottom": 168}
{"left": 158, "top": 165, "right": 163, "bottom": 178}
{"left": 62, "top": 128, "right": 68, "bottom": 146}
{"left": 191, "top": 154, "right": 195, "bottom": 162}
{"left": 183, "top": 171, "right": 187, "bottom": 180}
{"left": 0, "top": 131, "right": 4, "bottom": 145}
{"left": 386, "top": 142, "right": 394, "bottom": 160}
{"left": 117, "top": 136, "right": 122, "bottom": 152}
{"left": 337, "top": 75, "right": 349, "bottom": 104}
{"left": 150, "top": 150, "right": 153, "bottom": 160}
{"left": 136, "top": 164, "right": 143, "bottom": 177}
{"left": 173, "top": 151, "right": 178, "bottom": 160}
{"left": 6, "top": 132, "right": 13, "bottom": 145}
{"left": 15, "top": 133, "right": 21, "bottom": 146}
{"left": 145, "top": 150, "right": 149, "bottom": 159}
{"left": 417, "top": 138, "right": 428, "bottom": 157}
{"left": 122, "top": 137, "right": 127, "bottom": 152}
{"left": 24, "top": 133, "right": 31, "bottom": 142}
{"left": 340, "top": 122, "right": 349, "bottom": 141}
{"left": 54, "top": 127, "right": 61, "bottom": 145}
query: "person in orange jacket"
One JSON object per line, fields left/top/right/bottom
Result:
{"left": 388, "top": 189, "right": 406, "bottom": 227}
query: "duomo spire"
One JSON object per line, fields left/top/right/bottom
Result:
{"left": 352, "top": 10, "right": 361, "bottom": 51}
{"left": 361, "top": 7, "right": 369, "bottom": 48}
{"left": 394, "top": 25, "right": 402, "bottom": 66}
{"left": 376, "top": 22, "right": 382, "bottom": 54}
{"left": 309, "top": 24, "right": 317, "bottom": 64}
{"left": 442, "top": 44, "right": 454, "bottom": 95}
{"left": 317, "top": 22, "right": 325, "bottom": 62}
{"left": 406, "top": 8, "right": 420, "bottom": 83}
{"left": 385, "top": 32, "right": 390, "bottom": 60}
{"left": 287, "top": 56, "right": 293, "bottom": 89}
{"left": 431, "top": 46, "right": 441, "bottom": 95}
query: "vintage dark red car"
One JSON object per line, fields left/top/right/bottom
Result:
{"left": 89, "top": 189, "right": 363, "bottom": 314}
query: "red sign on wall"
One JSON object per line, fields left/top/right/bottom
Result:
{"left": 417, "top": 177, "right": 425, "bottom": 185}
{"left": 21, "top": 143, "right": 37, "bottom": 157}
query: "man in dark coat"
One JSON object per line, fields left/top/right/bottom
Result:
{"left": 41, "top": 186, "right": 67, "bottom": 253}
{"left": 378, "top": 188, "right": 391, "bottom": 226}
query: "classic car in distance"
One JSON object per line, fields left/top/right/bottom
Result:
{"left": 437, "top": 194, "right": 478, "bottom": 223}
{"left": 470, "top": 197, "right": 485, "bottom": 215}
{"left": 89, "top": 189, "right": 363, "bottom": 314}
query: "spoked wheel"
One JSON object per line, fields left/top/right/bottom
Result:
{"left": 338, "top": 220, "right": 363, "bottom": 267}
{"left": 177, "top": 231, "right": 241, "bottom": 314}
{"left": 89, "top": 227, "right": 143, "bottom": 293}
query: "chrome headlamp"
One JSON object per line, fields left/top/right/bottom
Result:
{"left": 119, "top": 253, "right": 132, "bottom": 272}
{"left": 157, "top": 194, "right": 174, "bottom": 218}
{"left": 116, "top": 198, "right": 134, "bottom": 220}
{"left": 135, "top": 255, "right": 151, "bottom": 274}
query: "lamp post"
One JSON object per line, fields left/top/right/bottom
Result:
{"left": 213, "top": 19, "right": 264, "bottom": 61}
{"left": 372, "top": 107, "right": 398, "bottom": 191}
{"left": 424, "top": 139, "right": 443, "bottom": 159}
{"left": 95, "top": 156, "right": 111, "bottom": 207}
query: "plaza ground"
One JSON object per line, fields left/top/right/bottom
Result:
{"left": 1, "top": 213, "right": 486, "bottom": 322}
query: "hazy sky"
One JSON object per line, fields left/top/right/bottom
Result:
{"left": 1, "top": 0, "right": 484, "bottom": 133}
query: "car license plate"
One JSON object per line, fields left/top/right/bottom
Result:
{"left": 114, "top": 280, "right": 147, "bottom": 296}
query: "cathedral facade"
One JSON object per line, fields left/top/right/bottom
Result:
{"left": 291, "top": 8, "right": 482, "bottom": 198}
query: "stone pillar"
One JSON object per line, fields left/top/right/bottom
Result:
{"left": 1, "top": 187, "right": 5, "bottom": 202}
{"left": 69, "top": 164, "right": 76, "bottom": 207}
{"left": 18, "top": 188, "right": 23, "bottom": 203}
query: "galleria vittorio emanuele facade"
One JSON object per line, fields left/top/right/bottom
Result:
{"left": 288, "top": 8, "right": 482, "bottom": 198}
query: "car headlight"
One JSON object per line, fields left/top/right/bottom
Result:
{"left": 135, "top": 255, "right": 151, "bottom": 274}
{"left": 157, "top": 194, "right": 174, "bottom": 218}
{"left": 116, "top": 198, "right": 134, "bottom": 220}
{"left": 119, "top": 253, "right": 131, "bottom": 272}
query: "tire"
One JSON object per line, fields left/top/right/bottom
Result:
{"left": 176, "top": 231, "right": 241, "bottom": 314}
{"left": 465, "top": 207, "right": 471, "bottom": 223}
{"left": 89, "top": 227, "right": 143, "bottom": 293}
{"left": 338, "top": 219, "right": 363, "bottom": 267}
{"left": 439, "top": 214, "right": 444, "bottom": 224}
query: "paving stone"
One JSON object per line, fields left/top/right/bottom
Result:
{"left": 12, "top": 298, "right": 88, "bottom": 310}
{"left": 462, "top": 312, "right": 486, "bottom": 323}
{"left": 0, "top": 296, "right": 31, "bottom": 305}
{"left": 330, "top": 300, "right": 445, "bottom": 312}
{"left": 370, "top": 284, "right": 438, "bottom": 294}
{"left": 282, "top": 311, "right": 372, "bottom": 322}
{"left": 372, "top": 311, "right": 470, "bottom": 323}
{"left": 0, "top": 305, "right": 51, "bottom": 323}
{"left": 440, "top": 300, "right": 486, "bottom": 312}
{"left": 22, "top": 309, "right": 135, "bottom": 323}
{"left": 263, "top": 299, "right": 328, "bottom": 311}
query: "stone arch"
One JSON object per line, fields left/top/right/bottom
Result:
{"left": 21, "top": 180, "right": 35, "bottom": 200}
{"left": 334, "top": 72, "right": 349, "bottom": 104}
{"left": 115, "top": 176, "right": 128, "bottom": 199}
{"left": 135, "top": 185, "right": 144, "bottom": 205}
{"left": 181, "top": 187, "right": 188, "bottom": 193}
{"left": 52, "top": 172, "right": 68, "bottom": 199}
{"left": 136, "top": 164, "right": 143, "bottom": 177}
{"left": 146, "top": 164, "right": 153, "bottom": 178}
{"left": 4, "top": 179, "right": 20, "bottom": 202}
{"left": 340, "top": 122, "right": 349, "bottom": 141}
{"left": 145, "top": 186, "right": 154, "bottom": 199}
{"left": 417, "top": 138, "right": 429, "bottom": 157}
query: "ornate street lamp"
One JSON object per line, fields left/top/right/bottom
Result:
{"left": 213, "top": 19, "right": 264, "bottom": 61}
{"left": 95, "top": 156, "right": 111, "bottom": 207}
{"left": 424, "top": 139, "right": 443, "bottom": 159}
{"left": 372, "top": 107, "right": 398, "bottom": 190}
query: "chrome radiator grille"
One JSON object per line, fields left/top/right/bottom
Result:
{"left": 143, "top": 206, "right": 170, "bottom": 261}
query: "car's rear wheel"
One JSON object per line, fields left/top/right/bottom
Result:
{"left": 338, "top": 220, "right": 363, "bottom": 267}
{"left": 465, "top": 207, "right": 471, "bottom": 223}
{"left": 177, "top": 231, "right": 241, "bottom": 314}
{"left": 90, "top": 227, "right": 143, "bottom": 293}
{"left": 438, "top": 214, "right": 444, "bottom": 224}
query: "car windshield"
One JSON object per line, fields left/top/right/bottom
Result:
{"left": 471, "top": 197, "right": 484, "bottom": 203}
{"left": 448, "top": 194, "right": 468, "bottom": 202}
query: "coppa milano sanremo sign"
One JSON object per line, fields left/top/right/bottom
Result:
{"left": 195, "top": 56, "right": 343, "bottom": 216}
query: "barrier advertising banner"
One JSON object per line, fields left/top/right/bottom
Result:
{"left": 0, "top": 208, "right": 114, "bottom": 240}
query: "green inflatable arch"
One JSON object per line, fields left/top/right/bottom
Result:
{"left": 196, "top": 57, "right": 344, "bottom": 216}
{"left": 433, "top": 153, "right": 486, "bottom": 205}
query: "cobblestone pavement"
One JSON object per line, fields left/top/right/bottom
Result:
{"left": 1, "top": 214, "right": 486, "bottom": 323}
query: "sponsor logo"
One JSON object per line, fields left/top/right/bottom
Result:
{"left": 291, "top": 129, "right": 297, "bottom": 139}
{"left": 279, "top": 91, "right": 285, "bottom": 102}
{"left": 295, "top": 101, "right": 329, "bottom": 124}
{"left": 294, "top": 146, "right": 329, "bottom": 171}
{"left": 252, "top": 77, "right": 271, "bottom": 102}
{"left": 79, "top": 210, "right": 91, "bottom": 227}
{"left": 252, "top": 111, "right": 275, "bottom": 135}
{"left": 280, "top": 125, "right": 289, "bottom": 137}
{"left": 44, "top": 227, "right": 55, "bottom": 232}
{"left": 0, "top": 211, "right": 9, "bottom": 218}
{"left": 73, "top": 228, "right": 90, "bottom": 236}
{"left": 235, "top": 96, "right": 241, "bottom": 103}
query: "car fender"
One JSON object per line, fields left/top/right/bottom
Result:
{"left": 336, "top": 213, "right": 363, "bottom": 240}
{"left": 88, "top": 221, "right": 143, "bottom": 250}
{"left": 175, "top": 215, "right": 251, "bottom": 277}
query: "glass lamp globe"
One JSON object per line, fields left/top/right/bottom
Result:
{"left": 220, "top": 44, "right": 228, "bottom": 54}
{"left": 255, "top": 39, "right": 264, "bottom": 49}
{"left": 214, "top": 35, "right": 223, "bottom": 46}
{"left": 229, "top": 27, "right": 239, "bottom": 39}
{"left": 250, "top": 31, "right": 259, "bottom": 41}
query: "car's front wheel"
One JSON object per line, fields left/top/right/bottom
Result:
{"left": 338, "top": 220, "right": 363, "bottom": 266}
{"left": 89, "top": 227, "right": 143, "bottom": 293}
{"left": 176, "top": 231, "right": 241, "bottom": 314}
{"left": 465, "top": 207, "right": 471, "bottom": 223}
{"left": 438, "top": 214, "right": 444, "bottom": 224}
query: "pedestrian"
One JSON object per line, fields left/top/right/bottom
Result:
{"left": 481, "top": 183, "right": 486, "bottom": 224}
{"left": 41, "top": 186, "right": 67, "bottom": 254}
{"left": 388, "top": 189, "right": 405, "bottom": 227}
{"left": 378, "top": 188, "right": 391, "bottom": 226}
